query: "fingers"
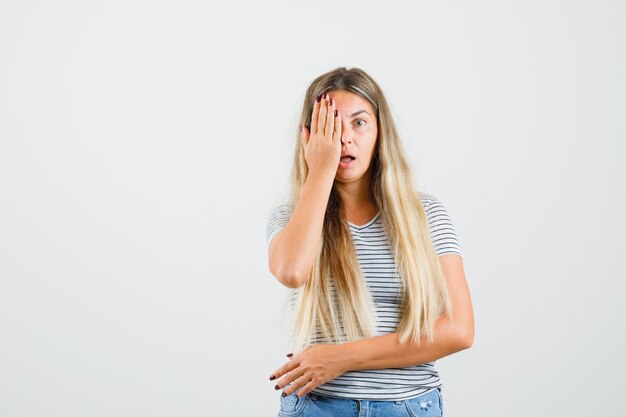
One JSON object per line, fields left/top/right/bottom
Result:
{"left": 308, "top": 93, "right": 337, "bottom": 142}
{"left": 293, "top": 378, "right": 318, "bottom": 398}
{"left": 317, "top": 94, "right": 328, "bottom": 135}
{"left": 277, "top": 366, "right": 306, "bottom": 392}
{"left": 311, "top": 95, "right": 321, "bottom": 135}
{"left": 282, "top": 372, "right": 312, "bottom": 397}
{"left": 324, "top": 95, "right": 335, "bottom": 139}
{"left": 271, "top": 358, "right": 299, "bottom": 385}
{"left": 333, "top": 106, "right": 342, "bottom": 142}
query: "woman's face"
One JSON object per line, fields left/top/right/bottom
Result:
{"left": 327, "top": 89, "right": 378, "bottom": 183}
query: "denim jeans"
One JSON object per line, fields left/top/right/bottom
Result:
{"left": 277, "top": 387, "right": 443, "bottom": 417}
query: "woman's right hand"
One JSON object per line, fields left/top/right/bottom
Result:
{"left": 301, "top": 93, "right": 342, "bottom": 178}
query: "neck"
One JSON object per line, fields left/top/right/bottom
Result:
{"left": 334, "top": 168, "right": 376, "bottom": 214}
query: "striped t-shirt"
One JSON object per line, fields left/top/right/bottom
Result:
{"left": 265, "top": 192, "right": 462, "bottom": 401}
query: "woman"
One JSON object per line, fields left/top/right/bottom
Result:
{"left": 266, "top": 67, "right": 474, "bottom": 417}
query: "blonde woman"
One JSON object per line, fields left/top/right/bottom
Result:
{"left": 266, "top": 67, "right": 474, "bottom": 417}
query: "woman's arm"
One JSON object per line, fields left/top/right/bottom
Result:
{"left": 270, "top": 254, "right": 474, "bottom": 397}
{"left": 268, "top": 173, "right": 334, "bottom": 288}
{"left": 268, "top": 96, "right": 342, "bottom": 289}
{"left": 337, "top": 254, "right": 474, "bottom": 370}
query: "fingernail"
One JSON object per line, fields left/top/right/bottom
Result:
{"left": 282, "top": 391, "right": 287, "bottom": 397}
{"left": 269, "top": 374, "right": 276, "bottom": 380}
{"left": 322, "top": 93, "right": 327, "bottom": 99}
{"left": 329, "top": 97, "right": 333, "bottom": 106}
{"left": 286, "top": 353, "right": 293, "bottom": 357}
{"left": 275, "top": 384, "right": 280, "bottom": 390}
{"left": 334, "top": 109, "right": 338, "bottom": 117}
{"left": 316, "top": 95, "right": 321, "bottom": 102}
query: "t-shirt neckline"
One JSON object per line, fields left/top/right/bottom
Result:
{"left": 348, "top": 211, "right": 381, "bottom": 229}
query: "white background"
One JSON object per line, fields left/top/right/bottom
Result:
{"left": 1, "top": 1, "right": 624, "bottom": 416}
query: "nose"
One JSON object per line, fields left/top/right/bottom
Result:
{"left": 340, "top": 127, "right": 352, "bottom": 144}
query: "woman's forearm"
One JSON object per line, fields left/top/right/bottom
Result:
{"left": 336, "top": 314, "right": 472, "bottom": 372}
{"left": 268, "top": 173, "right": 335, "bottom": 288}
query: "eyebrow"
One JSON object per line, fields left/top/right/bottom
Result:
{"left": 349, "top": 110, "right": 370, "bottom": 118}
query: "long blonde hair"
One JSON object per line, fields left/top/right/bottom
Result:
{"left": 284, "top": 66, "right": 453, "bottom": 354}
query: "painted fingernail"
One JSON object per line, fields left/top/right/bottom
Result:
{"left": 275, "top": 384, "right": 280, "bottom": 390}
{"left": 282, "top": 391, "right": 288, "bottom": 397}
{"left": 316, "top": 95, "right": 321, "bottom": 102}
{"left": 286, "top": 353, "right": 293, "bottom": 357}
{"left": 270, "top": 374, "right": 276, "bottom": 380}
{"left": 322, "top": 93, "right": 327, "bottom": 99}
{"left": 329, "top": 97, "right": 333, "bottom": 106}
{"left": 334, "top": 109, "right": 338, "bottom": 117}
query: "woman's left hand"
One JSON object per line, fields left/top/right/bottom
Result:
{"left": 269, "top": 344, "right": 350, "bottom": 397}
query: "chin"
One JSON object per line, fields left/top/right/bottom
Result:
{"left": 335, "top": 172, "right": 360, "bottom": 182}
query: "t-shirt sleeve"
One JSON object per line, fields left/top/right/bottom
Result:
{"left": 424, "top": 196, "right": 463, "bottom": 258}
{"left": 266, "top": 204, "right": 293, "bottom": 250}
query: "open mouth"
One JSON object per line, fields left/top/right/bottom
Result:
{"left": 339, "top": 156, "right": 356, "bottom": 168}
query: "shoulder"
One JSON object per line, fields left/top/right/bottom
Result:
{"left": 418, "top": 191, "right": 455, "bottom": 224}
{"left": 418, "top": 191, "right": 445, "bottom": 213}
{"left": 265, "top": 203, "right": 294, "bottom": 246}
{"left": 418, "top": 191, "right": 463, "bottom": 258}
{"left": 266, "top": 203, "right": 293, "bottom": 220}
{"left": 418, "top": 191, "right": 437, "bottom": 206}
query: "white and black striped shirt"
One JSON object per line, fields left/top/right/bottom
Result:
{"left": 265, "top": 192, "right": 462, "bottom": 401}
